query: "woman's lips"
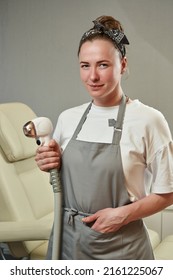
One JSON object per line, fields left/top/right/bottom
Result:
{"left": 88, "top": 84, "right": 104, "bottom": 90}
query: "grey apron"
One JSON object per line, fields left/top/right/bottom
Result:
{"left": 47, "top": 95, "right": 154, "bottom": 260}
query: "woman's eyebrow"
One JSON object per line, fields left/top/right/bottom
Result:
{"left": 80, "top": 60, "right": 110, "bottom": 64}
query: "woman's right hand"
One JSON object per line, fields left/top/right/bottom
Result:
{"left": 35, "top": 139, "right": 61, "bottom": 172}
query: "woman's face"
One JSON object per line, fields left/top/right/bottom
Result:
{"left": 79, "top": 39, "right": 127, "bottom": 106}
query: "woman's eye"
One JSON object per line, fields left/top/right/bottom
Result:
{"left": 81, "top": 64, "right": 89, "bottom": 69}
{"left": 99, "top": 63, "right": 108, "bottom": 68}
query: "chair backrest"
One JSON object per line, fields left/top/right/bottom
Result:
{"left": 0, "top": 102, "right": 54, "bottom": 259}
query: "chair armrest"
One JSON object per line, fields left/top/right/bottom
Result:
{"left": 0, "top": 219, "right": 52, "bottom": 242}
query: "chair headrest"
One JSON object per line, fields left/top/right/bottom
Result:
{"left": 0, "top": 102, "right": 38, "bottom": 162}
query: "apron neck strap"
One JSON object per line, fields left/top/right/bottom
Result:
{"left": 112, "top": 94, "right": 127, "bottom": 145}
{"left": 72, "top": 102, "right": 93, "bottom": 140}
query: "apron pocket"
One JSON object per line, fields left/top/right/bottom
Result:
{"left": 80, "top": 223, "right": 123, "bottom": 259}
{"left": 79, "top": 220, "right": 154, "bottom": 260}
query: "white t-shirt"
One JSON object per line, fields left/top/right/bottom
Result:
{"left": 53, "top": 100, "right": 173, "bottom": 201}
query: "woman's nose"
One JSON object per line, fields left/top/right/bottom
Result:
{"left": 90, "top": 67, "right": 99, "bottom": 82}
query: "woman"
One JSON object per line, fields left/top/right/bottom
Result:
{"left": 35, "top": 15, "right": 173, "bottom": 259}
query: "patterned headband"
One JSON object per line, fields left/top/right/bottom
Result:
{"left": 80, "top": 20, "right": 129, "bottom": 57}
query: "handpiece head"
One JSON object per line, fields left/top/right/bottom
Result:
{"left": 23, "top": 117, "right": 53, "bottom": 146}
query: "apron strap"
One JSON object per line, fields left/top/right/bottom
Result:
{"left": 71, "top": 102, "right": 93, "bottom": 140}
{"left": 112, "top": 94, "right": 127, "bottom": 145}
{"left": 64, "top": 207, "right": 91, "bottom": 226}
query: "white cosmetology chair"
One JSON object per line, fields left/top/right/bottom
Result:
{"left": 0, "top": 102, "right": 54, "bottom": 259}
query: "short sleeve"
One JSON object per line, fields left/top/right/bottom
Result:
{"left": 148, "top": 142, "right": 173, "bottom": 194}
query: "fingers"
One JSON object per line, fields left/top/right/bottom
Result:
{"left": 36, "top": 153, "right": 61, "bottom": 171}
{"left": 48, "top": 139, "right": 60, "bottom": 151}
{"left": 35, "top": 140, "right": 61, "bottom": 171}
{"left": 82, "top": 213, "right": 97, "bottom": 223}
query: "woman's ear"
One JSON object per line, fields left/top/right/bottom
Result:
{"left": 121, "top": 57, "right": 127, "bottom": 74}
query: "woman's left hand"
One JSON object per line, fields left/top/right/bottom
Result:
{"left": 82, "top": 207, "right": 127, "bottom": 233}
{"left": 82, "top": 193, "right": 173, "bottom": 234}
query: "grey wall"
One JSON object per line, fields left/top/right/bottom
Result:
{"left": 0, "top": 0, "right": 173, "bottom": 131}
